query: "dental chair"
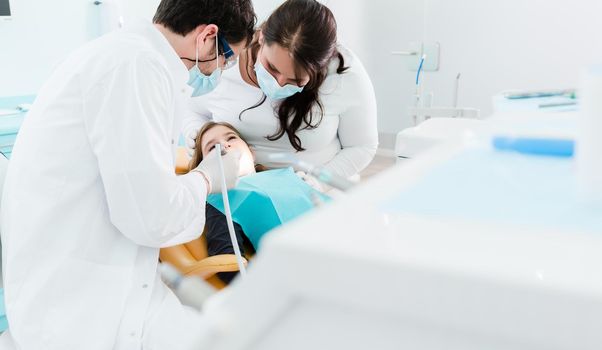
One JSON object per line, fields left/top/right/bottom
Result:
{"left": 159, "top": 235, "right": 246, "bottom": 289}
{"left": 160, "top": 147, "right": 246, "bottom": 289}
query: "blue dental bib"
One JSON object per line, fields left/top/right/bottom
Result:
{"left": 207, "top": 168, "right": 330, "bottom": 248}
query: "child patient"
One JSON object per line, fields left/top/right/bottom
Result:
{"left": 189, "top": 122, "right": 326, "bottom": 284}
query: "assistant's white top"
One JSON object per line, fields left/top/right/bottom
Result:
{"left": 0, "top": 20, "right": 208, "bottom": 350}
{"left": 182, "top": 46, "right": 378, "bottom": 178}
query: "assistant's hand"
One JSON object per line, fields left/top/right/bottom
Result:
{"left": 295, "top": 171, "right": 325, "bottom": 193}
{"left": 193, "top": 149, "right": 241, "bottom": 194}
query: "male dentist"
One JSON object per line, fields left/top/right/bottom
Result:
{"left": 0, "top": 0, "right": 256, "bottom": 349}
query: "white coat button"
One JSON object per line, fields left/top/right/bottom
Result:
{"left": 171, "top": 139, "right": 175, "bottom": 145}
{"left": 130, "top": 332, "right": 136, "bottom": 337}
{"left": 181, "top": 88, "right": 186, "bottom": 94}
{"left": 142, "top": 283, "right": 148, "bottom": 289}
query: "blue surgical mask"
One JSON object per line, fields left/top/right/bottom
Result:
{"left": 187, "top": 36, "right": 222, "bottom": 97}
{"left": 254, "top": 59, "right": 304, "bottom": 100}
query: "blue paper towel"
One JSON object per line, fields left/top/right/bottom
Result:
{"left": 381, "top": 149, "right": 602, "bottom": 233}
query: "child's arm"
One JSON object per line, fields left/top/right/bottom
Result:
{"left": 204, "top": 204, "right": 248, "bottom": 284}
{"left": 204, "top": 204, "right": 246, "bottom": 257}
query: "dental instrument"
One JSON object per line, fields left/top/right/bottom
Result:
{"left": 453, "top": 73, "right": 461, "bottom": 108}
{"left": 0, "top": 103, "right": 31, "bottom": 117}
{"left": 215, "top": 144, "right": 247, "bottom": 276}
{"left": 0, "top": 109, "right": 20, "bottom": 117}
{"left": 538, "top": 101, "right": 578, "bottom": 109}
{"left": 267, "top": 153, "right": 354, "bottom": 192}
{"left": 159, "top": 263, "right": 216, "bottom": 311}
{"left": 503, "top": 89, "right": 576, "bottom": 100}
{"left": 413, "top": 54, "right": 427, "bottom": 111}
{"left": 415, "top": 54, "right": 426, "bottom": 86}
{"left": 16, "top": 104, "right": 31, "bottom": 112}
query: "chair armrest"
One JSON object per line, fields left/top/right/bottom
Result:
{"left": 181, "top": 254, "right": 247, "bottom": 278}
{"left": 175, "top": 147, "right": 191, "bottom": 175}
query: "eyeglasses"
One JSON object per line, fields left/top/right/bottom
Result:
{"left": 182, "top": 33, "right": 238, "bottom": 70}
{"left": 217, "top": 34, "right": 237, "bottom": 70}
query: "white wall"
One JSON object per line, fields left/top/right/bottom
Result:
{"left": 0, "top": 0, "right": 276, "bottom": 97}
{"left": 326, "top": 0, "right": 425, "bottom": 141}
{"left": 5, "top": 0, "right": 600, "bottom": 149}
{"left": 0, "top": 0, "right": 272, "bottom": 98}
{"left": 121, "top": 0, "right": 159, "bottom": 23}
{"left": 252, "top": 0, "right": 284, "bottom": 23}
{"left": 320, "top": 1, "right": 602, "bottom": 148}
{"left": 421, "top": 0, "right": 602, "bottom": 120}
{"left": 0, "top": 0, "right": 158, "bottom": 97}
{"left": 0, "top": 0, "right": 91, "bottom": 96}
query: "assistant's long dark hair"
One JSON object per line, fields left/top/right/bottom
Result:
{"left": 240, "top": 0, "right": 348, "bottom": 151}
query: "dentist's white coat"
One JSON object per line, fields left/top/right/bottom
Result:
{"left": 0, "top": 20, "right": 208, "bottom": 350}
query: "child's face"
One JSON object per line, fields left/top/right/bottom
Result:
{"left": 200, "top": 125, "right": 256, "bottom": 176}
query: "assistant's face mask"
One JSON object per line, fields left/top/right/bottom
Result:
{"left": 254, "top": 52, "right": 304, "bottom": 100}
{"left": 187, "top": 35, "right": 222, "bottom": 97}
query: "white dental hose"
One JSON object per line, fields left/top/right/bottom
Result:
{"left": 267, "top": 153, "right": 354, "bottom": 192}
{"left": 215, "top": 144, "right": 247, "bottom": 276}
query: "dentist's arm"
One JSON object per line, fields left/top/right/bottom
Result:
{"left": 83, "top": 53, "right": 222, "bottom": 247}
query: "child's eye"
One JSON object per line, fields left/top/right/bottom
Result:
{"left": 228, "top": 136, "right": 237, "bottom": 141}
{"left": 208, "top": 144, "right": 216, "bottom": 152}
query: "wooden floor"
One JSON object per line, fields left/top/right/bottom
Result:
{"left": 360, "top": 152, "right": 397, "bottom": 180}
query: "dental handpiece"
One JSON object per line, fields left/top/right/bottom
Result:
{"left": 159, "top": 263, "right": 216, "bottom": 310}
{"left": 302, "top": 161, "right": 354, "bottom": 192}
{"left": 267, "top": 153, "right": 354, "bottom": 192}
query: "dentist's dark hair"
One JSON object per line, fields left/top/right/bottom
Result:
{"left": 241, "top": 0, "right": 347, "bottom": 151}
{"left": 153, "top": 0, "right": 256, "bottom": 46}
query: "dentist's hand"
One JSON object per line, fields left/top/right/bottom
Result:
{"left": 193, "top": 149, "right": 241, "bottom": 194}
{"left": 185, "top": 127, "right": 200, "bottom": 158}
